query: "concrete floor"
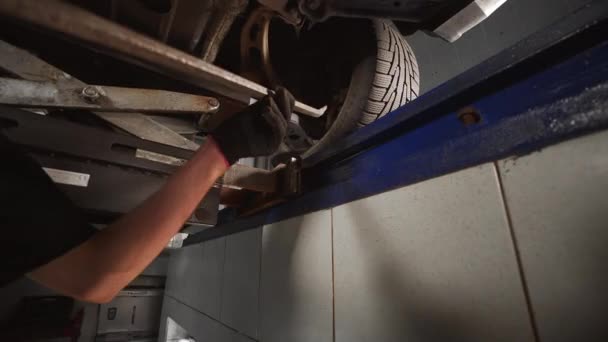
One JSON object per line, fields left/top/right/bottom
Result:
{"left": 160, "top": 1, "right": 607, "bottom": 341}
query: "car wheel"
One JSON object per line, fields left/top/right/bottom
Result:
{"left": 302, "top": 20, "right": 420, "bottom": 158}
{"left": 241, "top": 14, "right": 420, "bottom": 159}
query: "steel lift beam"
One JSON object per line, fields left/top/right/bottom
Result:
{"left": 185, "top": 0, "right": 608, "bottom": 244}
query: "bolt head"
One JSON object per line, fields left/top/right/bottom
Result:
{"left": 81, "top": 86, "right": 100, "bottom": 101}
{"left": 207, "top": 98, "right": 220, "bottom": 108}
{"left": 457, "top": 107, "right": 481, "bottom": 125}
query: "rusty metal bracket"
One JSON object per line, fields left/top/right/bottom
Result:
{"left": 0, "top": 77, "right": 220, "bottom": 114}
{"left": 222, "top": 164, "right": 278, "bottom": 193}
{"left": 223, "top": 156, "right": 302, "bottom": 216}
{"left": 0, "top": 40, "right": 200, "bottom": 151}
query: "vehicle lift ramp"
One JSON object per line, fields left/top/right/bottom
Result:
{"left": 186, "top": 0, "right": 608, "bottom": 244}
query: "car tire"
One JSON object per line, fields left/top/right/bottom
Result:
{"left": 302, "top": 19, "right": 420, "bottom": 158}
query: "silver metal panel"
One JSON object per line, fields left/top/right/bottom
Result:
{"left": 498, "top": 130, "right": 608, "bottom": 342}
{"left": 260, "top": 210, "right": 333, "bottom": 342}
{"left": 332, "top": 163, "right": 535, "bottom": 342}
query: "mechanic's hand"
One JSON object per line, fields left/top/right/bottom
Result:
{"left": 211, "top": 87, "right": 295, "bottom": 165}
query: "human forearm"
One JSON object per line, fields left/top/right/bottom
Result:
{"left": 29, "top": 88, "right": 295, "bottom": 303}
{"left": 87, "top": 138, "right": 228, "bottom": 274}
{"left": 29, "top": 139, "right": 228, "bottom": 302}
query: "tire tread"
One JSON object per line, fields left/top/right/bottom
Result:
{"left": 359, "top": 20, "right": 420, "bottom": 127}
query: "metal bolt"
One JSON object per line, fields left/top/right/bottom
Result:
{"left": 457, "top": 107, "right": 481, "bottom": 125}
{"left": 81, "top": 86, "right": 100, "bottom": 102}
{"left": 207, "top": 98, "right": 220, "bottom": 109}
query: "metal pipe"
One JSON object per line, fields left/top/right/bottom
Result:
{"left": 0, "top": 77, "right": 221, "bottom": 114}
{"left": 0, "top": 40, "right": 200, "bottom": 151}
{"left": 0, "top": 0, "right": 325, "bottom": 118}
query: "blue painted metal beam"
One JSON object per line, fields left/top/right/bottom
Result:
{"left": 304, "top": 0, "right": 608, "bottom": 169}
{"left": 185, "top": 4, "right": 608, "bottom": 245}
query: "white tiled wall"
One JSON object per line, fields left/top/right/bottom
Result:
{"left": 164, "top": 238, "right": 225, "bottom": 319}
{"left": 160, "top": 129, "right": 608, "bottom": 342}
{"left": 259, "top": 211, "right": 333, "bottom": 342}
{"left": 159, "top": 295, "right": 254, "bottom": 342}
{"left": 497, "top": 130, "right": 608, "bottom": 342}
{"left": 220, "top": 228, "right": 262, "bottom": 339}
{"left": 160, "top": 211, "right": 333, "bottom": 342}
{"left": 332, "top": 164, "right": 534, "bottom": 342}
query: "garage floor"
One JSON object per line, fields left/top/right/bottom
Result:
{"left": 160, "top": 1, "right": 606, "bottom": 341}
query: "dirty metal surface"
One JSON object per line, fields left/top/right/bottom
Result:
{"left": 0, "top": 105, "right": 282, "bottom": 194}
{"left": 0, "top": 40, "right": 200, "bottom": 150}
{"left": 221, "top": 164, "right": 279, "bottom": 193}
{"left": 0, "top": 77, "right": 220, "bottom": 114}
{"left": 0, "top": 104, "right": 219, "bottom": 226}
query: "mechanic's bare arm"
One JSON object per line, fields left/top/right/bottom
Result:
{"left": 28, "top": 88, "right": 294, "bottom": 303}
{"left": 28, "top": 140, "right": 228, "bottom": 303}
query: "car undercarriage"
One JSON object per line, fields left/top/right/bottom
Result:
{"left": 0, "top": 0, "right": 506, "bottom": 224}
